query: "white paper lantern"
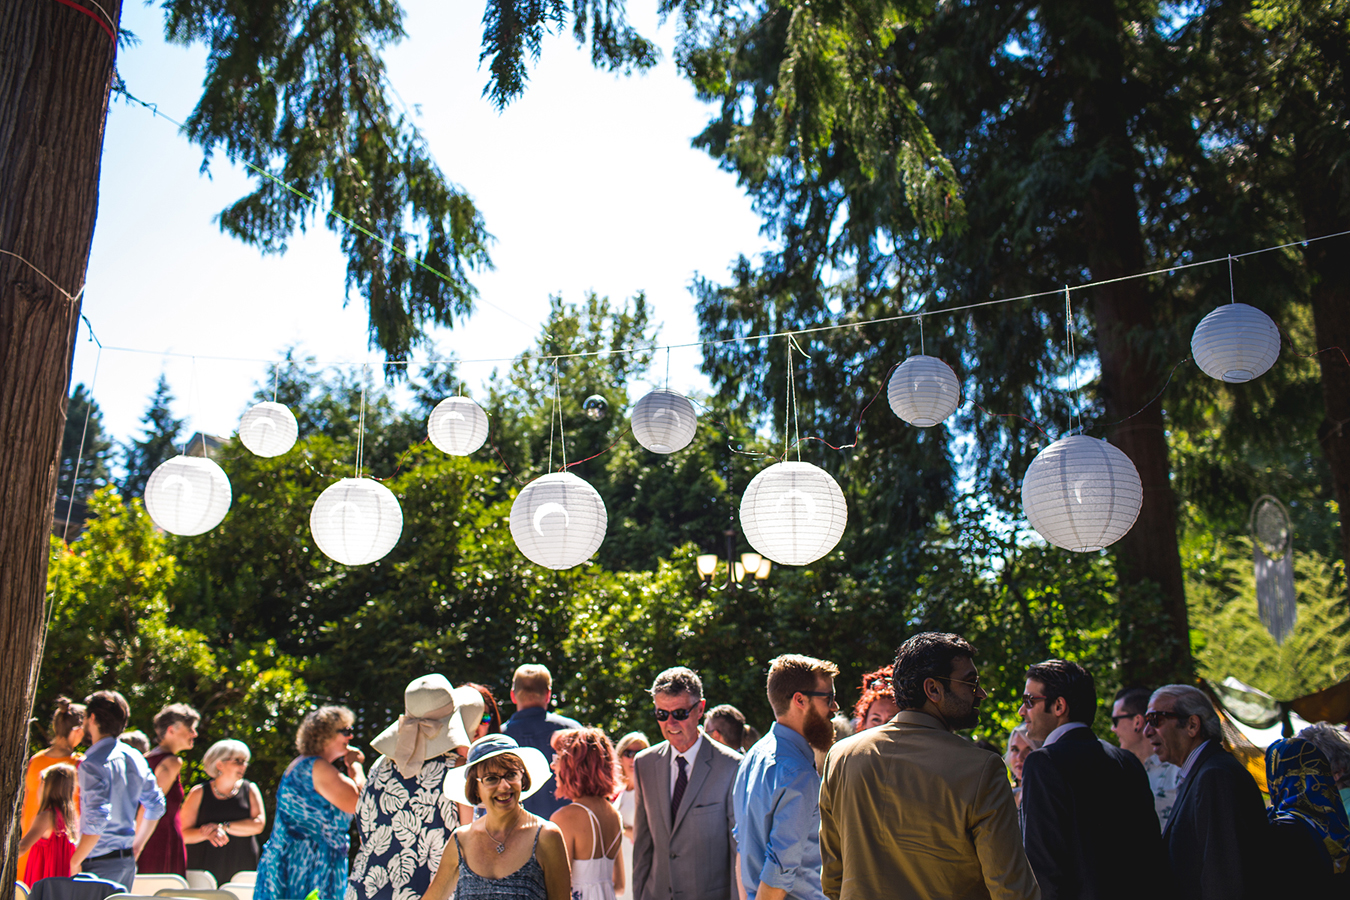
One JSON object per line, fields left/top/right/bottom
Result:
{"left": 1021, "top": 435, "right": 1143, "bottom": 552}
{"left": 1191, "top": 302, "right": 1280, "bottom": 383}
{"left": 428, "top": 397, "right": 490, "bottom": 456}
{"left": 509, "top": 472, "right": 608, "bottom": 569}
{"left": 631, "top": 389, "right": 698, "bottom": 453}
{"left": 310, "top": 477, "right": 404, "bottom": 565}
{"left": 144, "top": 455, "right": 233, "bottom": 536}
{"left": 888, "top": 355, "right": 961, "bottom": 426}
{"left": 238, "top": 401, "right": 299, "bottom": 457}
{"left": 740, "top": 462, "right": 848, "bottom": 566}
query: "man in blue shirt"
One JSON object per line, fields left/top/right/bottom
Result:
{"left": 71, "top": 690, "right": 166, "bottom": 889}
{"left": 502, "top": 663, "right": 581, "bottom": 818}
{"left": 734, "top": 654, "right": 839, "bottom": 900}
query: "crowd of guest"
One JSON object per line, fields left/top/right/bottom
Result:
{"left": 19, "top": 639, "right": 1350, "bottom": 900}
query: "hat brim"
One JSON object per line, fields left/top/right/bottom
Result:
{"left": 444, "top": 744, "right": 553, "bottom": 807}
{"left": 369, "top": 710, "right": 472, "bottom": 765}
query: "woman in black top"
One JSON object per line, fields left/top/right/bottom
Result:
{"left": 182, "top": 739, "right": 267, "bottom": 884}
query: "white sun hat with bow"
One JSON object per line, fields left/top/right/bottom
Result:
{"left": 370, "top": 674, "right": 472, "bottom": 777}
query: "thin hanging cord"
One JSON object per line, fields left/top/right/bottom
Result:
{"left": 355, "top": 366, "right": 368, "bottom": 479}
{"left": 919, "top": 315, "right": 925, "bottom": 355}
{"left": 783, "top": 337, "right": 792, "bottom": 461}
{"left": 181, "top": 356, "right": 199, "bottom": 455}
{"left": 60, "top": 346, "right": 102, "bottom": 543}
{"left": 271, "top": 364, "right": 279, "bottom": 403}
{"left": 1228, "top": 255, "right": 1236, "bottom": 304}
{"left": 665, "top": 347, "right": 671, "bottom": 391}
{"left": 556, "top": 364, "right": 568, "bottom": 469}
{"left": 547, "top": 363, "right": 557, "bottom": 472}
{"left": 1065, "top": 286, "right": 1084, "bottom": 435}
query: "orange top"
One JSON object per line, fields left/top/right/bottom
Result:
{"left": 19, "top": 751, "right": 82, "bottom": 878}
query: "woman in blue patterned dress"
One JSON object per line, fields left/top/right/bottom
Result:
{"left": 256, "top": 706, "right": 367, "bottom": 900}
{"left": 346, "top": 675, "right": 478, "bottom": 900}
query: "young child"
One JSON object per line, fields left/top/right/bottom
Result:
{"left": 18, "top": 762, "right": 78, "bottom": 884}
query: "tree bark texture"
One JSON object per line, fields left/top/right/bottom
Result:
{"left": 0, "top": 0, "right": 121, "bottom": 889}
{"left": 1046, "top": 0, "right": 1194, "bottom": 683}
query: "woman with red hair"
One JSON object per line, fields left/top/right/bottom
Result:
{"left": 854, "top": 665, "right": 901, "bottom": 731}
{"left": 549, "top": 728, "right": 623, "bottom": 899}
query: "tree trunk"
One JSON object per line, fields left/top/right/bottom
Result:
{"left": 1047, "top": 0, "right": 1194, "bottom": 684}
{"left": 0, "top": 0, "right": 121, "bottom": 887}
{"left": 1298, "top": 156, "right": 1350, "bottom": 580}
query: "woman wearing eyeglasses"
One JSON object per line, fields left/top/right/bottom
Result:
{"left": 256, "top": 706, "right": 366, "bottom": 900}
{"left": 181, "top": 739, "right": 266, "bottom": 885}
{"left": 610, "top": 732, "right": 648, "bottom": 896}
{"left": 425, "top": 734, "right": 571, "bottom": 900}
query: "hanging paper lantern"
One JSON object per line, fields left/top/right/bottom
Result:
{"left": 428, "top": 397, "right": 490, "bottom": 456}
{"left": 740, "top": 462, "right": 848, "bottom": 566}
{"left": 144, "top": 455, "right": 233, "bottom": 536}
{"left": 310, "top": 477, "right": 404, "bottom": 565}
{"left": 630, "top": 389, "right": 698, "bottom": 454}
{"left": 237, "top": 401, "right": 299, "bottom": 457}
{"left": 1191, "top": 303, "right": 1280, "bottom": 383}
{"left": 509, "top": 472, "right": 608, "bottom": 569}
{"left": 887, "top": 355, "right": 961, "bottom": 427}
{"left": 1021, "top": 435, "right": 1143, "bottom": 552}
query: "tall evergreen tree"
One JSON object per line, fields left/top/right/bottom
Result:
{"left": 58, "top": 383, "right": 113, "bottom": 503}
{"left": 120, "top": 375, "right": 185, "bottom": 499}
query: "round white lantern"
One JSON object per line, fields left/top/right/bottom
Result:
{"left": 509, "top": 472, "right": 608, "bottom": 569}
{"left": 888, "top": 355, "right": 961, "bottom": 426}
{"left": 1021, "top": 435, "right": 1143, "bottom": 552}
{"left": 144, "top": 455, "right": 233, "bottom": 536}
{"left": 310, "top": 477, "right": 404, "bottom": 565}
{"left": 238, "top": 401, "right": 299, "bottom": 457}
{"left": 631, "top": 389, "right": 698, "bottom": 453}
{"left": 1191, "top": 303, "right": 1280, "bottom": 383}
{"left": 428, "top": 396, "right": 489, "bottom": 456}
{"left": 740, "top": 461, "right": 848, "bottom": 566}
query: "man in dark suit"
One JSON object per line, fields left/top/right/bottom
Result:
{"left": 1144, "top": 684, "right": 1268, "bottom": 900}
{"left": 632, "top": 666, "right": 741, "bottom": 900}
{"left": 1018, "top": 659, "right": 1163, "bottom": 900}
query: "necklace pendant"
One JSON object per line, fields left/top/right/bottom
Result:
{"left": 495, "top": 843, "right": 505, "bottom": 854}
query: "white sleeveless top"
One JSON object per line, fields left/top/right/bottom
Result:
{"left": 570, "top": 803, "right": 620, "bottom": 900}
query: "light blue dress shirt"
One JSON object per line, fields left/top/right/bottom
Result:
{"left": 732, "top": 722, "right": 826, "bottom": 900}
{"left": 78, "top": 735, "right": 166, "bottom": 855}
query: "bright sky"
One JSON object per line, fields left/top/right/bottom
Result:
{"left": 73, "top": 1, "right": 767, "bottom": 448}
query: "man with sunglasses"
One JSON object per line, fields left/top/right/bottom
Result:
{"left": 1144, "top": 684, "right": 1267, "bottom": 900}
{"left": 1110, "top": 686, "right": 1180, "bottom": 827}
{"left": 631, "top": 666, "right": 741, "bottom": 900}
{"left": 1017, "top": 660, "right": 1162, "bottom": 900}
{"left": 819, "top": 633, "right": 1038, "bottom": 900}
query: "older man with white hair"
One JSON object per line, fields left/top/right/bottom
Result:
{"left": 1143, "top": 684, "right": 1267, "bottom": 899}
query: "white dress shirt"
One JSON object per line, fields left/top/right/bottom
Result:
{"left": 670, "top": 733, "right": 704, "bottom": 798}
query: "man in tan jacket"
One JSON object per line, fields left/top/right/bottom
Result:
{"left": 819, "top": 633, "right": 1040, "bottom": 900}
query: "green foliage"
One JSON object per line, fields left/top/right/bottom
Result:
{"left": 59, "top": 383, "right": 113, "bottom": 502}
{"left": 1186, "top": 532, "right": 1350, "bottom": 700}
{"left": 119, "top": 374, "right": 184, "bottom": 498}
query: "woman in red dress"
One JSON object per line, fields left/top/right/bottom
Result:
{"left": 137, "top": 703, "right": 200, "bottom": 876}
{"left": 19, "top": 763, "right": 78, "bottom": 884}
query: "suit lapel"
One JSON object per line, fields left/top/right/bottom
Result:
{"left": 1163, "top": 741, "right": 1217, "bottom": 840}
{"left": 652, "top": 743, "right": 674, "bottom": 842}
{"left": 672, "top": 740, "right": 712, "bottom": 834}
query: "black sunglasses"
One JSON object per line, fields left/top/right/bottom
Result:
{"left": 1143, "top": 710, "right": 1189, "bottom": 728}
{"left": 799, "top": 690, "right": 836, "bottom": 705}
{"left": 654, "top": 704, "right": 700, "bottom": 722}
{"left": 1110, "top": 713, "right": 1139, "bottom": 725}
{"left": 337, "top": 727, "right": 355, "bottom": 736}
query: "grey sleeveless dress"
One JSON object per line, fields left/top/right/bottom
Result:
{"left": 452, "top": 824, "right": 547, "bottom": 899}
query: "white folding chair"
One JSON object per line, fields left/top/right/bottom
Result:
{"left": 16, "top": 883, "right": 30, "bottom": 900}
{"left": 185, "top": 871, "right": 218, "bottom": 890}
{"left": 133, "top": 875, "right": 190, "bottom": 896}
{"left": 228, "top": 873, "right": 256, "bottom": 886}
{"left": 219, "top": 883, "right": 254, "bottom": 900}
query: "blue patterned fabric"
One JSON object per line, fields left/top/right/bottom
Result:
{"left": 256, "top": 757, "right": 354, "bottom": 900}
{"left": 345, "top": 755, "right": 460, "bottom": 900}
{"left": 451, "top": 826, "right": 547, "bottom": 900}
{"left": 1266, "top": 737, "right": 1350, "bottom": 875}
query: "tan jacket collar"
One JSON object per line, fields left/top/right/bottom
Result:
{"left": 894, "top": 710, "right": 948, "bottom": 731}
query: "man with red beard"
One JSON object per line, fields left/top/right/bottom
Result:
{"left": 819, "top": 633, "right": 1039, "bottom": 900}
{"left": 733, "top": 654, "right": 840, "bottom": 900}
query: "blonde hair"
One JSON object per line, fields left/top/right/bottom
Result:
{"left": 512, "top": 665, "right": 552, "bottom": 702}
{"left": 296, "top": 706, "right": 354, "bottom": 756}
{"left": 203, "top": 739, "right": 252, "bottom": 777}
{"left": 39, "top": 763, "right": 78, "bottom": 841}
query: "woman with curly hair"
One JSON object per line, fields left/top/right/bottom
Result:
{"left": 853, "top": 665, "right": 900, "bottom": 731}
{"left": 550, "top": 728, "right": 623, "bottom": 900}
{"left": 256, "top": 706, "right": 366, "bottom": 900}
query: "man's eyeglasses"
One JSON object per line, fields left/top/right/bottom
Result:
{"left": 799, "top": 690, "right": 836, "bottom": 705}
{"left": 478, "top": 770, "right": 524, "bottom": 787}
{"left": 337, "top": 727, "right": 355, "bottom": 736}
{"left": 947, "top": 676, "right": 982, "bottom": 692}
{"left": 1110, "top": 713, "right": 1139, "bottom": 726}
{"left": 1143, "top": 710, "right": 1188, "bottom": 728}
{"left": 1020, "top": 694, "right": 1050, "bottom": 709}
{"left": 654, "top": 704, "right": 700, "bottom": 722}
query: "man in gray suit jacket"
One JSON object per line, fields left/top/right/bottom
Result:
{"left": 632, "top": 666, "right": 742, "bottom": 900}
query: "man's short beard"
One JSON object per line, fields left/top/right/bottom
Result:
{"left": 803, "top": 706, "right": 835, "bottom": 752}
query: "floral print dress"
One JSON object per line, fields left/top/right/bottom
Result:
{"left": 346, "top": 755, "right": 461, "bottom": 900}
